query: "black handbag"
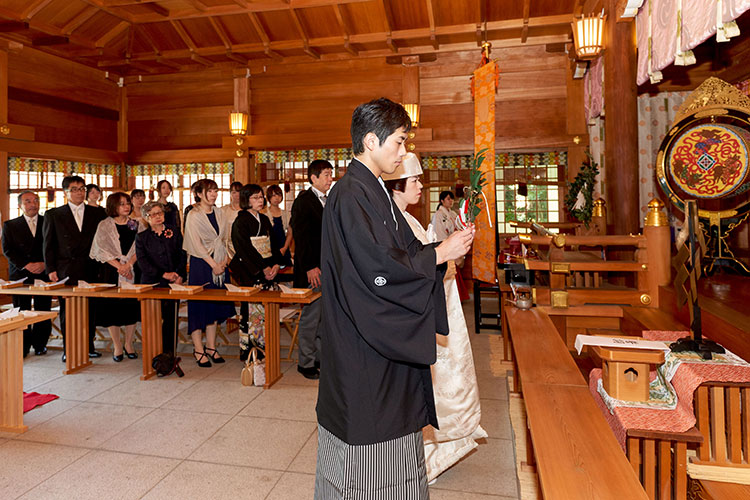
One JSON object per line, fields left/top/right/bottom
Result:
{"left": 151, "top": 300, "right": 184, "bottom": 378}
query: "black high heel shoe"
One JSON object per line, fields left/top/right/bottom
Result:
{"left": 113, "top": 351, "right": 124, "bottom": 362}
{"left": 193, "top": 350, "right": 211, "bottom": 368}
{"left": 204, "top": 347, "right": 225, "bottom": 364}
{"left": 123, "top": 347, "right": 138, "bottom": 360}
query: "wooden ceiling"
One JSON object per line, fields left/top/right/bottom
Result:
{"left": 0, "top": 1, "right": 577, "bottom": 76}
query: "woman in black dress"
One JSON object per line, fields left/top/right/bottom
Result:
{"left": 230, "top": 184, "right": 282, "bottom": 359}
{"left": 135, "top": 201, "right": 187, "bottom": 355}
{"left": 156, "top": 180, "right": 182, "bottom": 234}
{"left": 90, "top": 192, "right": 142, "bottom": 362}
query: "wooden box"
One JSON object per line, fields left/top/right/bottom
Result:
{"left": 226, "top": 286, "right": 261, "bottom": 297}
{"left": 119, "top": 284, "right": 155, "bottom": 293}
{"left": 593, "top": 346, "right": 665, "bottom": 402}
{"left": 29, "top": 282, "right": 66, "bottom": 291}
{"left": 169, "top": 285, "right": 204, "bottom": 295}
{"left": 73, "top": 283, "right": 115, "bottom": 292}
{"left": 280, "top": 288, "right": 313, "bottom": 299}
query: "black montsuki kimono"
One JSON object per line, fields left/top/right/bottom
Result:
{"left": 317, "top": 158, "right": 448, "bottom": 446}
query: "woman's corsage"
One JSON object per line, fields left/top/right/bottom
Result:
{"left": 126, "top": 218, "right": 139, "bottom": 231}
{"left": 163, "top": 228, "right": 174, "bottom": 239}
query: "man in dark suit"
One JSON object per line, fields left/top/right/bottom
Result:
{"left": 1, "top": 191, "right": 52, "bottom": 357}
{"left": 290, "top": 159, "right": 333, "bottom": 380}
{"left": 42, "top": 175, "right": 107, "bottom": 361}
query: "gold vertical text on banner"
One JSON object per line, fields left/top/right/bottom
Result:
{"left": 472, "top": 61, "right": 498, "bottom": 283}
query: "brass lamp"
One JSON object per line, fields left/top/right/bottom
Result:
{"left": 403, "top": 104, "right": 419, "bottom": 129}
{"left": 229, "top": 111, "right": 248, "bottom": 157}
{"left": 572, "top": 13, "right": 606, "bottom": 59}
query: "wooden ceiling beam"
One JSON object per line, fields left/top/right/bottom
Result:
{"left": 190, "top": 52, "right": 213, "bottom": 66}
{"left": 231, "top": 0, "right": 249, "bottom": 7}
{"left": 225, "top": 51, "right": 248, "bottom": 64}
{"left": 289, "top": 9, "right": 319, "bottom": 59}
{"left": 185, "top": 0, "right": 209, "bottom": 12}
{"left": 79, "top": 0, "right": 134, "bottom": 23}
{"left": 145, "top": 3, "right": 170, "bottom": 17}
{"left": 155, "top": 56, "right": 182, "bottom": 70}
{"left": 170, "top": 19, "right": 197, "bottom": 50}
{"left": 61, "top": 7, "right": 98, "bottom": 34}
{"left": 332, "top": 4, "right": 358, "bottom": 56}
{"left": 247, "top": 13, "right": 270, "bottom": 44}
{"left": 129, "top": 0, "right": 373, "bottom": 23}
{"left": 425, "top": 0, "right": 438, "bottom": 50}
{"left": 209, "top": 17, "right": 232, "bottom": 50}
{"left": 138, "top": 24, "right": 161, "bottom": 54}
{"left": 0, "top": 21, "right": 28, "bottom": 33}
{"left": 126, "top": 24, "right": 135, "bottom": 58}
{"left": 21, "top": 0, "right": 54, "bottom": 21}
{"left": 96, "top": 20, "right": 129, "bottom": 47}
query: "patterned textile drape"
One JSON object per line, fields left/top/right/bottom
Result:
{"left": 421, "top": 152, "right": 567, "bottom": 170}
{"left": 636, "top": 0, "right": 750, "bottom": 85}
{"left": 472, "top": 61, "right": 498, "bottom": 284}
{"left": 126, "top": 162, "right": 233, "bottom": 176}
{"left": 9, "top": 157, "right": 120, "bottom": 176}
{"left": 584, "top": 56, "right": 604, "bottom": 123}
{"left": 255, "top": 149, "right": 352, "bottom": 163}
{"left": 637, "top": 91, "right": 689, "bottom": 225}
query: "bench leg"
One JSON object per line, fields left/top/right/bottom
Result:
{"left": 139, "top": 299, "right": 163, "bottom": 381}
{"left": 0, "top": 328, "right": 27, "bottom": 433}
{"left": 263, "top": 302, "right": 282, "bottom": 388}
{"left": 63, "top": 296, "right": 91, "bottom": 375}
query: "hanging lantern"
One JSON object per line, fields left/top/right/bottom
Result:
{"left": 402, "top": 104, "right": 419, "bottom": 128}
{"left": 229, "top": 111, "right": 248, "bottom": 136}
{"left": 572, "top": 13, "right": 606, "bottom": 60}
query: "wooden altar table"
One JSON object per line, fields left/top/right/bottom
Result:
{"left": 0, "top": 287, "right": 319, "bottom": 388}
{"left": 0, "top": 311, "right": 57, "bottom": 433}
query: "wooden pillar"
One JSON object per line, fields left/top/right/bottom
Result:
{"left": 233, "top": 75, "right": 253, "bottom": 184}
{"left": 0, "top": 49, "right": 9, "bottom": 228}
{"left": 118, "top": 86, "right": 128, "bottom": 190}
{"left": 604, "top": 2, "right": 639, "bottom": 235}
{"left": 566, "top": 53, "right": 589, "bottom": 221}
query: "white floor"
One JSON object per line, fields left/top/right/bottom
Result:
{"left": 0, "top": 299, "right": 518, "bottom": 499}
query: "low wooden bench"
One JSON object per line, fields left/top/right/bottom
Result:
{"left": 692, "top": 479, "right": 750, "bottom": 499}
{"left": 505, "top": 306, "right": 648, "bottom": 499}
{"left": 621, "top": 307, "right": 687, "bottom": 337}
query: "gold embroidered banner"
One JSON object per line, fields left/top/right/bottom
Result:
{"left": 472, "top": 61, "right": 498, "bottom": 284}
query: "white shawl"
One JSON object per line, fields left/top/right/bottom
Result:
{"left": 89, "top": 218, "right": 138, "bottom": 284}
{"left": 183, "top": 207, "right": 229, "bottom": 285}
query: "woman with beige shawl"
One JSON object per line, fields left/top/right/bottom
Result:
{"left": 182, "top": 178, "right": 235, "bottom": 367}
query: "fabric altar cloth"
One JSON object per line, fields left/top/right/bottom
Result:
{"left": 589, "top": 331, "right": 750, "bottom": 449}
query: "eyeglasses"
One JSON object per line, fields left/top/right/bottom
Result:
{"left": 66, "top": 187, "right": 86, "bottom": 193}
{"left": 148, "top": 211, "right": 164, "bottom": 217}
{"left": 249, "top": 195, "right": 265, "bottom": 201}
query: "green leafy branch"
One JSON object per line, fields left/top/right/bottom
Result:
{"left": 465, "top": 148, "right": 489, "bottom": 222}
{"left": 564, "top": 149, "right": 599, "bottom": 226}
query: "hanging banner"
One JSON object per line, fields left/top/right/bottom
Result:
{"left": 472, "top": 61, "right": 498, "bottom": 284}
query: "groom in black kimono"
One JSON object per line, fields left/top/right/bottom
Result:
{"left": 314, "top": 98, "right": 475, "bottom": 499}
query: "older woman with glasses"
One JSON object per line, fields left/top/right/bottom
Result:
{"left": 229, "top": 184, "right": 282, "bottom": 360}
{"left": 90, "top": 192, "right": 143, "bottom": 362}
{"left": 135, "top": 201, "right": 187, "bottom": 355}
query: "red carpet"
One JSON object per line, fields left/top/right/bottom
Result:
{"left": 23, "top": 392, "right": 59, "bottom": 413}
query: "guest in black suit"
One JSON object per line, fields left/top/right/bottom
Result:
{"left": 289, "top": 159, "right": 333, "bottom": 379}
{"left": 135, "top": 201, "right": 187, "bottom": 355}
{"left": 42, "top": 175, "right": 107, "bottom": 361}
{"left": 229, "top": 184, "right": 282, "bottom": 359}
{"left": 1, "top": 191, "right": 52, "bottom": 357}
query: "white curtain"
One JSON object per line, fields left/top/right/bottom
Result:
{"left": 636, "top": 0, "right": 750, "bottom": 85}
{"left": 636, "top": 92, "right": 690, "bottom": 225}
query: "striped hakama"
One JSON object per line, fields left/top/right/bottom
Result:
{"left": 314, "top": 425, "right": 429, "bottom": 499}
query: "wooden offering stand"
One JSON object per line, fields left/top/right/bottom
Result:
{"left": 591, "top": 344, "right": 665, "bottom": 402}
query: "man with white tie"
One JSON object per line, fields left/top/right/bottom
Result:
{"left": 42, "top": 175, "right": 106, "bottom": 361}
{"left": 1, "top": 191, "right": 52, "bottom": 356}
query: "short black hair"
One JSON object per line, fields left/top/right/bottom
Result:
{"left": 17, "top": 190, "right": 38, "bottom": 207}
{"left": 86, "top": 183, "right": 100, "bottom": 194}
{"left": 308, "top": 159, "right": 333, "bottom": 182}
{"left": 156, "top": 179, "right": 172, "bottom": 193}
{"left": 193, "top": 179, "right": 218, "bottom": 203}
{"left": 230, "top": 181, "right": 243, "bottom": 192}
{"left": 106, "top": 192, "right": 131, "bottom": 218}
{"left": 266, "top": 184, "right": 283, "bottom": 199}
{"left": 439, "top": 190, "right": 454, "bottom": 202}
{"left": 350, "top": 98, "right": 412, "bottom": 155}
{"left": 383, "top": 178, "right": 408, "bottom": 194}
{"left": 239, "top": 183, "right": 264, "bottom": 210}
{"left": 130, "top": 188, "right": 146, "bottom": 199}
{"left": 62, "top": 175, "right": 85, "bottom": 190}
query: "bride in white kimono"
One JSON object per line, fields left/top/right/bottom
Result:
{"left": 383, "top": 153, "right": 487, "bottom": 481}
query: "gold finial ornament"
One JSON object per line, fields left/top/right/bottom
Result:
{"left": 481, "top": 41, "right": 491, "bottom": 60}
{"left": 644, "top": 198, "right": 669, "bottom": 227}
{"left": 0, "top": 125, "right": 9, "bottom": 135}
{"left": 672, "top": 77, "right": 750, "bottom": 125}
{"left": 592, "top": 198, "right": 606, "bottom": 217}
{"left": 640, "top": 293, "right": 652, "bottom": 305}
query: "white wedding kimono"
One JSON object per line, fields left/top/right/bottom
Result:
{"left": 401, "top": 209, "right": 488, "bottom": 481}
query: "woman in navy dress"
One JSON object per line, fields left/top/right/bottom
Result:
{"left": 135, "top": 201, "right": 187, "bottom": 355}
{"left": 261, "top": 184, "right": 293, "bottom": 268}
{"left": 90, "top": 192, "right": 142, "bottom": 362}
{"left": 182, "top": 178, "right": 235, "bottom": 367}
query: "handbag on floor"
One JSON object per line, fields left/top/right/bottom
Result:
{"left": 241, "top": 346, "right": 265, "bottom": 387}
{"left": 152, "top": 300, "right": 184, "bottom": 378}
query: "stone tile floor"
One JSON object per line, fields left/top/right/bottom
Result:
{"left": 0, "top": 298, "right": 518, "bottom": 499}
